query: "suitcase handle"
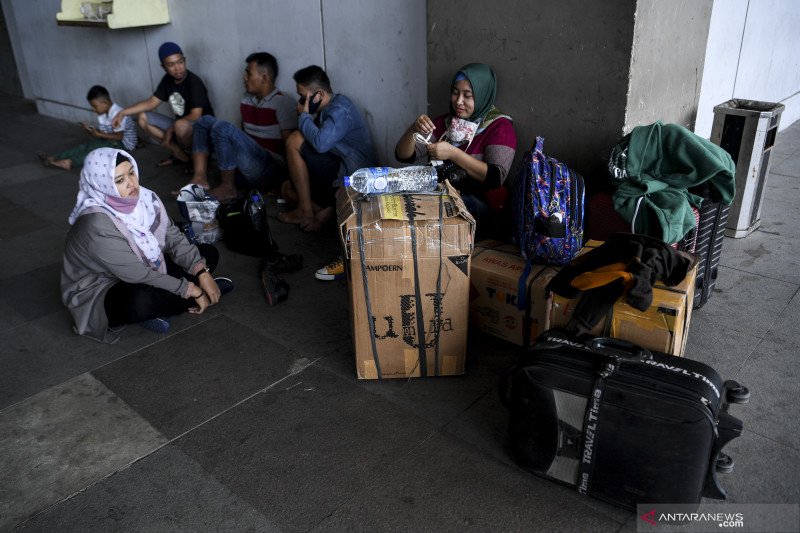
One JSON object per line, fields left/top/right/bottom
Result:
{"left": 587, "top": 337, "right": 652, "bottom": 362}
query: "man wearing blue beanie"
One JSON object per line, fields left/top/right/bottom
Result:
{"left": 113, "top": 41, "right": 214, "bottom": 167}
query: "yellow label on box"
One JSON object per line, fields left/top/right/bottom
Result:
{"left": 380, "top": 195, "right": 406, "bottom": 220}
{"left": 379, "top": 194, "right": 453, "bottom": 220}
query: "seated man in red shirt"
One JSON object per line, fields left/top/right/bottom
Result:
{"left": 190, "top": 52, "right": 297, "bottom": 200}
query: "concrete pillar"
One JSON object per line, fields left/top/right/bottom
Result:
{"left": 624, "top": 0, "right": 714, "bottom": 133}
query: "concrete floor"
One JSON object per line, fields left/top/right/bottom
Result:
{"left": 0, "top": 94, "right": 798, "bottom": 532}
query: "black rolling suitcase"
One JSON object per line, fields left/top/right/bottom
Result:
{"left": 500, "top": 329, "right": 748, "bottom": 511}
{"left": 692, "top": 196, "right": 730, "bottom": 309}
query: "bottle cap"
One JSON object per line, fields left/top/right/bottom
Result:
{"left": 343, "top": 176, "right": 351, "bottom": 187}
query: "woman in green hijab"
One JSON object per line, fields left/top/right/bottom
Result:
{"left": 395, "top": 63, "right": 517, "bottom": 239}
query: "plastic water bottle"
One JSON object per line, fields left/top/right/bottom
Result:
{"left": 343, "top": 166, "right": 438, "bottom": 195}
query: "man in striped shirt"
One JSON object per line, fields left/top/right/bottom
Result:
{"left": 190, "top": 52, "right": 297, "bottom": 200}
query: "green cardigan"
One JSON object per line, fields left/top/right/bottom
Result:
{"left": 611, "top": 121, "right": 736, "bottom": 243}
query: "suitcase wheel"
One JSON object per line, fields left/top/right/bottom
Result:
{"left": 716, "top": 452, "right": 735, "bottom": 474}
{"left": 724, "top": 380, "right": 751, "bottom": 404}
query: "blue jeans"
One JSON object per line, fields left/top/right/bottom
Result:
{"left": 300, "top": 141, "right": 343, "bottom": 207}
{"left": 193, "top": 116, "right": 282, "bottom": 189}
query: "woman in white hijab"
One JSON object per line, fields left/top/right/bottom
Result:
{"left": 61, "top": 147, "right": 232, "bottom": 343}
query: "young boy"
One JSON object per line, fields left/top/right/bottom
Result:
{"left": 39, "top": 85, "right": 138, "bottom": 170}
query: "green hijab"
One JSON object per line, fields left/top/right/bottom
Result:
{"left": 452, "top": 63, "right": 497, "bottom": 123}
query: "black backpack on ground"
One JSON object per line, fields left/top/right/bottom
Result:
{"left": 217, "top": 190, "right": 304, "bottom": 306}
{"left": 217, "top": 190, "right": 279, "bottom": 258}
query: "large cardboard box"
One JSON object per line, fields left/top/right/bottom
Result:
{"left": 337, "top": 182, "right": 475, "bottom": 379}
{"left": 469, "top": 241, "right": 558, "bottom": 346}
{"left": 549, "top": 240, "right": 697, "bottom": 356}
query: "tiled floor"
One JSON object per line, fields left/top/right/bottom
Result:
{"left": 0, "top": 94, "right": 798, "bottom": 532}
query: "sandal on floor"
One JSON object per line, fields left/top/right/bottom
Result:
{"left": 258, "top": 253, "right": 303, "bottom": 275}
{"left": 156, "top": 154, "right": 189, "bottom": 167}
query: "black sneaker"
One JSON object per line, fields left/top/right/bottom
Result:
{"left": 261, "top": 271, "right": 289, "bottom": 306}
{"left": 139, "top": 317, "right": 170, "bottom": 334}
{"left": 214, "top": 277, "right": 235, "bottom": 296}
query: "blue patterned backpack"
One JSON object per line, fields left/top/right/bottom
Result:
{"left": 516, "top": 136, "right": 585, "bottom": 266}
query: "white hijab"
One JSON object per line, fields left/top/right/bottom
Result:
{"left": 68, "top": 148, "right": 164, "bottom": 268}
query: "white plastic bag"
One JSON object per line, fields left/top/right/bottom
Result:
{"left": 177, "top": 184, "right": 221, "bottom": 243}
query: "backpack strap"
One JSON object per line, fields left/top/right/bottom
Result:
{"left": 534, "top": 136, "right": 545, "bottom": 155}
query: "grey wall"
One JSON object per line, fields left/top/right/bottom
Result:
{"left": 427, "top": 0, "right": 638, "bottom": 182}
{"left": 624, "top": 0, "right": 713, "bottom": 132}
{"left": 4, "top": 0, "right": 152, "bottom": 118}
{"left": 695, "top": 0, "right": 800, "bottom": 138}
{"left": 0, "top": 2, "right": 22, "bottom": 96}
{"left": 322, "top": 0, "right": 427, "bottom": 163}
{"left": 1, "top": 0, "right": 427, "bottom": 165}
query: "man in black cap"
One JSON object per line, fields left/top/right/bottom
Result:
{"left": 113, "top": 41, "right": 214, "bottom": 167}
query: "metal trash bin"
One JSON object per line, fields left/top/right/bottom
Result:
{"left": 710, "top": 99, "right": 784, "bottom": 238}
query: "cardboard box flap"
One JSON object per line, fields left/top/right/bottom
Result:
{"left": 474, "top": 240, "right": 525, "bottom": 257}
{"left": 355, "top": 218, "right": 473, "bottom": 260}
{"left": 337, "top": 180, "right": 475, "bottom": 258}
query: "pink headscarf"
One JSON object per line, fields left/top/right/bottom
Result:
{"left": 68, "top": 148, "right": 167, "bottom": 271}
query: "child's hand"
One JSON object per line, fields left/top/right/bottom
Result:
{"left": 81, "top": 122, "right": 96, "bottom": 135}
